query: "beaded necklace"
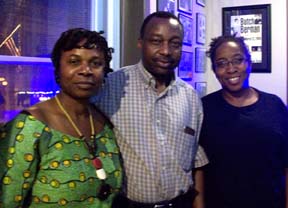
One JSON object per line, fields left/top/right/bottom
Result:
{"left": 55, "top": 95, "right": 107, "bottom": 180}
{"left": 55, "top": 95, "right": 95, "bottom": 140}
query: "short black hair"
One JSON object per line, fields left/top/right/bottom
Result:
{"left": 139, "top": 11, "right": 183, "bottom": 39}
{"left": 206, "top": 34, "right": 251, "bottom": 71}
{"left": 51, "top": 28, "right": 113, "bottom": 84}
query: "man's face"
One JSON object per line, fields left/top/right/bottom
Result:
{"left": 138, "top": 17, "right": 183, "bottom": 77}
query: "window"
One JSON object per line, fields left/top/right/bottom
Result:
{"left": 0, "top": 0, "right": 120, "bottom": 123}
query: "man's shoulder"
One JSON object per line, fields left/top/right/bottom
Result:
{"left": 173, "top": 79, "right": 203, "bottom": 107}
{"left": 107, "top": 64, "right": 139, "bottom": 78}
{"left": 175, "top": 78, "right": 195, "bottom": 91}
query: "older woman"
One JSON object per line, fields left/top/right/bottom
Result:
{"left": 0, "top": 28, "right": 122, "bottom": 207}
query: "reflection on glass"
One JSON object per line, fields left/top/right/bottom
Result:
{"left": 0, "top": 64, "right": 59, "bottom": 123}
{"left": 0, "top": 0, "right": 91, "bottom": 57}
{"left": 0, "top": 0, "right": 92, "bottom": 124}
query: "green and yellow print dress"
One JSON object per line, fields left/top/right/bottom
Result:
{"left": 0, "top": 113, "right": 122, "bottom": 208}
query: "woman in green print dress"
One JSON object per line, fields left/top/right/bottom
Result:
{"left": 0, "top": 28, "right": 122, "bottom": 207}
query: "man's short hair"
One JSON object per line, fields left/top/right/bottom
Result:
{"left": 139, "top": 11, "right": 183, "bottom": 39}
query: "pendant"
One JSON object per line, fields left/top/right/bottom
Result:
{"left": 92, "top": 158, "right": 107, "bottom": 180}
{"left": 97, "top": 184, "right": 111, "bottom": 201}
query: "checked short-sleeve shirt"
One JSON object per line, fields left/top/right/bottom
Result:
{"left": 93, "top": 62, "right": 208, "bottom": 203}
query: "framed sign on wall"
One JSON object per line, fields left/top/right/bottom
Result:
{"left": 178, "top": 51, "right": 193, "bottom": 80}
{"left": 157, "top": 0, "right": 175, "bottom": 14}
{"left": 195, "top": 47, "right": 206, "bottom": 73}
{"left": 178, "top": 13, "right": 193, "bottom": 46}
{"left": 222, "top": 4, "right": 271, "bottom": 73}
{"left": 196, "top": 0, "right": 205, "bottom": 7}
{"left": 195, "top": 82, "right": 207, "bottom": 98}
{"left": 196, "top": 13, "right": 206, "bottom": 44}
{"left": 178, "top": 0, "right": 192, "bottom": 14}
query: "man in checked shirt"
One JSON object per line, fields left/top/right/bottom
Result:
{"left": 93, "top": 11, "right": 208, "bottom": 208}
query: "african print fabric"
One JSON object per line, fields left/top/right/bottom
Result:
{"left": 0, "top": 113, "right": 122, "bottom": 207}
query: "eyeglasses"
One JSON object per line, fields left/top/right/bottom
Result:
{"left": 215, "top": 57, "right": 246, "bottom": 69}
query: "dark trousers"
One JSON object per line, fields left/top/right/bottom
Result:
{"left": 112, "top": 188, "right": 198, "bottom": 208}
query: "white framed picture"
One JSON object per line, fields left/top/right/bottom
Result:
{"left": 195, "top": 47, "right": 206, "bottom": 73}
{"left": 196, "top": 13, "right": 206, "bottom": 44}
{"left": 195, "top": 82, "right": 207, "bottom": 98}
{"left": 178, "top": 13, "right": 193, "bottom": 46}
{"left": 157, "top": 0, "right": 175, "bottom": 14}
{"left": 178, "top": 0, "right": 192, "bottom": 14}
{"left": 196, "top": 0, "right": 205, "bottom": 7}
{"left": 178, "top": 51, "right": 193, "bottom": 80}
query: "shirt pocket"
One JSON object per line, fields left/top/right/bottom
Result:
{"left": 177, "top": 126, "right": 197, "bottom": 172}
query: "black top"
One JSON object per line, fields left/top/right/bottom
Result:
{"left": 200, "top": 89, "right": 288, "bottom": 208}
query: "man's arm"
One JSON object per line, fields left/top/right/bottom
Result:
{"left": 193, "top": 168, "right": 205, "bottom": 208}
{"left": 192, "top": 145, "right": 208, "bottom": 208}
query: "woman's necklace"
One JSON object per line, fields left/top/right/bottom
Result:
{"left": 55, "top": 95, "right": 107, "bottom": 180}
{"left": 55, "top": 95, "right": 95, "bottom": 140}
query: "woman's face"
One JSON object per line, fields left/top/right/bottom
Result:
{"left": 214, "top": 41, "right": 251, "bottom": 93}
{"left": 58, "top": 47, "right": 105, "bottom": 99}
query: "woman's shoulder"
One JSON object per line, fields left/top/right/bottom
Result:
{"left": 25, "top": 98, "right": 59, "bottom": 125}
{"left": 256, "top": 89, "right": 286, "bottom": 105}
{"left": 201, "top": 90, "right": 222, "bottom": 103}
{"left": 26, "top": 99, "right": 51, "bottom": 117}
{"left": 2, "top": 111, "right": 48, "bottom": 137}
